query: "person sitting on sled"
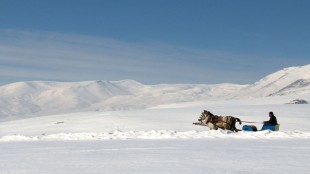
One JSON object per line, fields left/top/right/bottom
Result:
{"left": 263, "top": 112, "right": 278, "bottom": 125}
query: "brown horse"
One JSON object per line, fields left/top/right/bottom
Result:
{"left": 196, "top": 110, "right": 242, "bottom": 132}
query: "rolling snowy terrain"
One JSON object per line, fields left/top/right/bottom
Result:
{"left": 0, "top": 64, "right": 309, "bottom": 119}
{"left": 1, "top": 64, "right": 310, "bottom": 174}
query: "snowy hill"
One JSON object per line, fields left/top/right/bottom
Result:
{"left": 0, "top": 64, "right": 309, "bottom": 118}
{"left": 0, "top": 80, "right": 244, "bottom": 118}
{"left": 230, "top": 64, "right": 310, "bottom": 98}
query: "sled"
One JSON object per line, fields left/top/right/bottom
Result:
{"left": 242, "top": 124, "right": 280, "bottom": 132}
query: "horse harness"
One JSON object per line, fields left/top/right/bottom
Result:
{"left": 202, "top": 112, "right": 230, "bottom": 125}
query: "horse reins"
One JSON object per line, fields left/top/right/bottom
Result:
{"left": 241, "top": 121, "right": 263, "bottom": 124}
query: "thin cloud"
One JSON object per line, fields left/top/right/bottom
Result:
{"left": 0, "top": 29, "right": 302, "bottom": 85}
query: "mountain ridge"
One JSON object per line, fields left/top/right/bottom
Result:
{"left": 230, "top": 64, "right": 310, "bottom": 98}
{"left": 0, "top": 64, "right": 309, "bottom": 118}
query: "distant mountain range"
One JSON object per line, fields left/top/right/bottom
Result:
{"left": 0, "top": 64, "right": 309, "bottom": 117}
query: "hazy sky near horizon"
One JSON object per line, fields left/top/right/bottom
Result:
{"left": 0, "top": 0, "right": 309, "bottom": 85}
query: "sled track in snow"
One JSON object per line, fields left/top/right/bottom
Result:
{"left": 1, "top": 130, "right": 310, "bottom": 142}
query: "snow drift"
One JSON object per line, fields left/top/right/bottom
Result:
{"left": 1, "top": 130, "right": 310, "bottom": 142}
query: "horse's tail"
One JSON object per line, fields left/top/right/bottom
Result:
{"left": 235, "top": 117, "right": 242, "bottom": 125}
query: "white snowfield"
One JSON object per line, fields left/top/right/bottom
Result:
{"left": 1, "top": 64, "right": 310, "bottom": 174}
{"left": 0, "top": 64, "right": 310, "bottom": 141}
{"left": 1, "top": 101, "right": 310, "bottom": 141}
{"left": 1, "top": 130, "right": 310, "bottom": 142}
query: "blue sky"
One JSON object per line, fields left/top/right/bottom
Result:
{"left": 0, "top": 0, "right": 309, "bottom": 85}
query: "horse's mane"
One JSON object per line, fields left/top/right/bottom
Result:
{"left": 204, "top": 110, "right": 214, "bottom": 117}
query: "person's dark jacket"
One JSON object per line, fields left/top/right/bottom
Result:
{"left": 264, "top": 115, "right": 278, "bottom": 125}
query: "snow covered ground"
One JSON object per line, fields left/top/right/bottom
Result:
{"left": 1, "top": 98, "right": 310, "bottom": 174}
{"left": 1, "top": 139, "right": 310, "bottom": 174}
{"left": 1, "top": 65, "right": 310, "bottom": 173}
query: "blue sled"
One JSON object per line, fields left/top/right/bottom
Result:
{"left": 242, "top": 124, "right": 280, "bottom": 132}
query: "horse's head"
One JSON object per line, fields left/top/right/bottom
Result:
{"left": 198, "top": 110, "right": 214, "bottom": 122}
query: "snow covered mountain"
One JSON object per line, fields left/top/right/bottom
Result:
{"left": 0, "top": 64, "right": 309, "bottom": 118}
{"left": 229, "top": 64, "right": 310, "bottom": 98}
{"left": 0, "top": 80, "right": 244, "bottom": 117}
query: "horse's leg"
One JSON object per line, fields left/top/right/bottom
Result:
{"left": 230, "top": 119, "right": 237, "bottom": 132}
{"left": 206, "top": 123, "right": 210, "bottom": 129}
{"left": 207, "top": 123, "right": 215, "bottom": 130}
